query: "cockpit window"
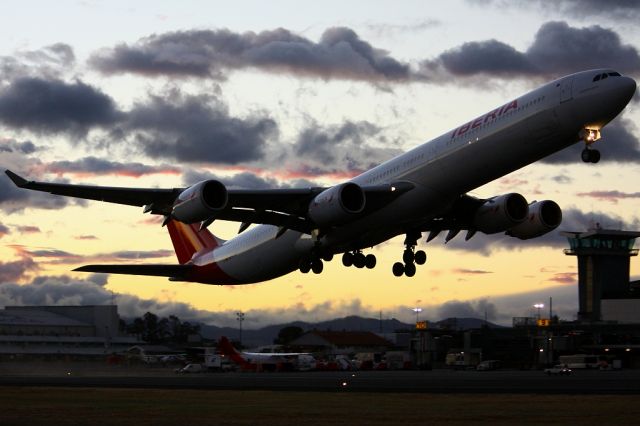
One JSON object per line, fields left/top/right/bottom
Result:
{"left": 602, "top": 73, "right": 608, "bottom": 80}
{"left": 593, "top": 71, "right": 621, "bottom": 82}
{"left": 593, "top": 74, "right": 601, "bottom": 82}
{"left": 608, "top": 72, "right": 621, "bottom": 77}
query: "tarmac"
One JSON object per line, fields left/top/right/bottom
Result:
{"left": 1, "top": 363, "right": 639, "bottom": 394}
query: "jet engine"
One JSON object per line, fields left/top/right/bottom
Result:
{"left": 308, "top": 182, "right": 365, "bottom": 227}
{"left": 172, "top": 180, "right": 228, "bottom": 223}
{"left": 506, "top": 200, "right": 562, "bottom": 240}
{"left": 472, "top": 193, "right": 529, "bottom": 234}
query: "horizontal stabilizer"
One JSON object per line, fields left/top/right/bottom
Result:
{"left": 74, "top": 264, "right": 192, "bottom": 279}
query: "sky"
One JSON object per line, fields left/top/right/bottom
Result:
{"left": 1, "top": 0, "right": 640, "bottom": 328}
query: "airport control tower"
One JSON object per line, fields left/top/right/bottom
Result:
{"left": 562, "top": 227, "right": 640, "bottom": 322}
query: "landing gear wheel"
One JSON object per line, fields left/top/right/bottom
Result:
{"left": 299, "top": 258, "right": 311, "bottom": 274}
{"left": 582, "top": 148, "right": 601, "bottom": 163}
{"left": 392, "top": 262, "right": 405, "bottom": 277}
{"left": 311, "top": 259, "right": 324, "bottom": 274}
{"left": 404, "top": 263, "right": 416, "bottom": 277}
{"left": 365, "top": 254, "right": 377, "bottom": 269}
{"left": 414, "top": 250, "right": 427, "bottom": 265}
{"left": 353, "top": 252, "right": 366, "bottom": 268}
{"left": 402, "top": 249, "right": 414, "bottom": 264}
{"left": 322, "top": 253, "right": 334, "bottom": 262}
{"left": 342, "top": 252, "right": 353, "bottom": 267}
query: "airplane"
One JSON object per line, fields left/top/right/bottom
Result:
{"left": 5, "top": 69, "right": 636, "bottom": 283}
{"left": 217, "top": 336, "right": 316, "bottom": 371}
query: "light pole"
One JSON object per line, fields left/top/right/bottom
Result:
{"left": 236, "top": 312, "right": 245, "bottom": 347}
{"left": 533, "top": 303, "right": 544, "bottom": 320}
{"left": 412, "top": 307, "right": 423, "bottom": 323}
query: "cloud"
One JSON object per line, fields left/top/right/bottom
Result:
{"left": 74, "top": 235, "right": 98, "bottom": 241}
{"left": 548, "top": 272, "right": 577, "bottom": 284}
{"left": 0, "top": 257, "right": 38, "bottom": 282}
{"left": 437, "top": 299, "right": 498, "bottom": 321}
{"left": 0, "top": 43, "right": 75, "bottom": 83}
{"left": 124, "top": 91, "right": 277, "bottom": 164}
{"left": 453, "top": 268, "right": 493, "bottom": 275}
{"left": 575, "top": 190, "right": 640, "bottom": 204}
{"left": 473, "top": 0, "right": 640, "bottom": 21}
{"left": 44, "top": 156, "right": 181, "bottom": 178}
{"left": 90, "top": 27, "right": 412, "bottom": 82}
{"left": 0, "top": 77, "right": 121, "bottom": 136}
{"left": 9, "top": 245, "right": 174, "bottom": 266}
{"left": 293, "top": 120, "right": 402, "bottom": 174}
{"left": 0, "top": 139, "right": 37, "bottom": 154}
{"left": 421, "top": 21, "right": 640, "bottom": 81}
{"left": 0, "top": 222, "right": 9, "bottom": 238}
{"left": 15, "top": 225, "right": 41, "bottom": 234}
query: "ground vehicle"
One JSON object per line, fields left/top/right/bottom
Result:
{"left": 175, "top": 363, "right": 204, "bottom": 374}
{"left": 544, "top": 365, "right": 572, "bottom": 375}
{"left": 558, "top": 354, "right": 599, "bottom": 369}
{"left": 476, "top": 360, "right": 502, "bottom": 371}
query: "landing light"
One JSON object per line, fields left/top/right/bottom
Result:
{"left": 581, "top": 128, "right": 601, "bottom": 143}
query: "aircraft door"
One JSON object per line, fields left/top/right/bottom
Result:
{"left": 560, "top": 77, "right": 573, "bottom": 103}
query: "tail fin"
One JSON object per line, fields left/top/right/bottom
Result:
{"left": 167, "top": 220, "right": 224, "bottom": 264}
{"left": 218, "top": 336, "right": 255, "bottom": 370}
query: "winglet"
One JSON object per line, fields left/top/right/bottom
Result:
{"left": 4, "top": 170, "right": 29, "bottom": 187}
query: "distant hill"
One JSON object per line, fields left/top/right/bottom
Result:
{"left": 198, "top": 315, "right": 503, "bottom": 347}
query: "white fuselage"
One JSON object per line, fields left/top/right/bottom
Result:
{"left": 194, "top": 69, "right": 636, "bottom": 284}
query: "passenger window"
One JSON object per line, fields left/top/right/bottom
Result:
{"left": 593, "top": 74, "right": 601, "bottom": 82}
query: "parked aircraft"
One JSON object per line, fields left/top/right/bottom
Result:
{"left": 5, "top": 69, "right": 636, "bottom": 282}
{"left": 217, "top": 336, "right": 316, "bottom": 371}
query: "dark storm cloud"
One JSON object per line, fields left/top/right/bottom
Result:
{"left": 45, "top": 156, "right": 181, "bottom": 177}
{"left": 440, "top": 208, "right": 639, "bottom": 255}
{"left": 0, "top": 77, "right": 120, "bottom": 136}
{"left": 294, "top": 120, "right": 401, "bottom": 173}
{"left": 543, "top": 118, "right": 640, "bottom": 164}
{"left": 125, "top": 93, "right": 277, "bottom": 164}
{"left": 90, "top": 27, "right": 411, "bottom": 82}
{"left": 421, "top": 21, "right": 640, "bottom": 80}
{"left": 183, "top": 169, "right": 319, "bottom": 192}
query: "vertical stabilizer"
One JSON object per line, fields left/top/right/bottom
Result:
{"left": 167, "top": 220, "right": 223, "bottom": 264}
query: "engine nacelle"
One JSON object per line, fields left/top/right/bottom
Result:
{"left": 506, "top": 200, "right": 562, "bottom": 240}
{"left": 172, "top": 180, "right": 228, "bottom": 224}
{"left": 308, "top": 182, "right": 365, "bottom": 227}
{"left": 472, "top": 193, "right": 529, "bottom": 234}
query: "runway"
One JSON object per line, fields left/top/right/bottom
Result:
{"left": 1, "top": 369, "right": 639, "bottom": 394}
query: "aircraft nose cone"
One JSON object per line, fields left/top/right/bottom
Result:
{"left": 620, "top": 76, "right": 637, "bottom": 101}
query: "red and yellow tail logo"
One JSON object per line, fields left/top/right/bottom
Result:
{"left": 167, "top": 220, "right": 221, "bottom": 264}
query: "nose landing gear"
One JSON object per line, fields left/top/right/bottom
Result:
{"left": 580, "top": 128, "right": 601, "bottom": 163}
{"left": 581, "top": 148, "right": 600, "bottom": 163}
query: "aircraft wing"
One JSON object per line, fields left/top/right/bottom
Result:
{"left": 5, "top": 170, "right": 413, "bottom": 233}
{"left": 74, "top": 264, "right": 192, "bottom": 279}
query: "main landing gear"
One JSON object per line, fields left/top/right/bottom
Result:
{"left": 342, "top": 250, "right": 377, "bottom": 269}
{"left": 392, "top": 232, "right": 427, "bottom": 277}
{"left": 299, "top": 251, "right": 333, "bottom": 275}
